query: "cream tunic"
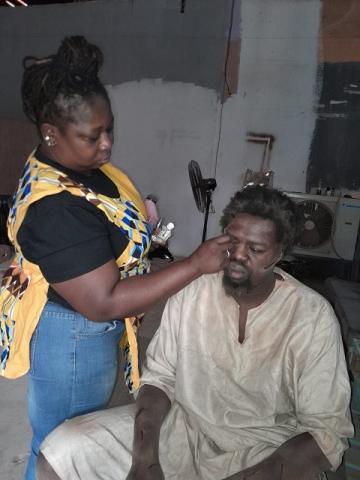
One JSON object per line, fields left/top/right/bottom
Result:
{"left": 41, "top": 269, "right": 353, "bottom": 479}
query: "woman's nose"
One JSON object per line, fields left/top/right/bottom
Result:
{"left": 99, "top": 132, "right": 113, "bottom": 150}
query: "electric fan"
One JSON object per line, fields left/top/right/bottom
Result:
{"left": 188, "top": 160, "right": 217, "bottom": 242}
{"left": 295, "top": 200, "right": 333, "bottom": 248}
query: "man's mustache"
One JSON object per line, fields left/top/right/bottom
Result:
{"left": 226, "top": 260, "right": 248, "bottom": 271}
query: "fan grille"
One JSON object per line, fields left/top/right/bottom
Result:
{"left": 295, "top": 200, "right": 334, "bottom": 248}
{"left": 188, "top": 160, "right": 206, "bottom": 212}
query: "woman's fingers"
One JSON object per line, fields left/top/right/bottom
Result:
{"left": 189, "top": 235, "right": 233, "bottom": 275}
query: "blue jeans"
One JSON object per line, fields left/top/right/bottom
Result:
{"left": 24, "top": 301, "right": 125, "bottom": 480}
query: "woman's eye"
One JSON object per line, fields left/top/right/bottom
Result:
{"left": 86, "top": 136, "right": 99, "bottom": 144}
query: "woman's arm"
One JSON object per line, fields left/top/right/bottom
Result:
{"left": 51, "top": 234, "right": 231, "bottom": 321}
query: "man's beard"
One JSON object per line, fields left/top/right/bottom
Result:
{"left": 222, "top": 263, "right": 252, "bottom": 297}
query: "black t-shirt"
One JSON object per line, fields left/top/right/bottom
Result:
{"left": 17, "top": 149, "right": 129, "bottom": 310}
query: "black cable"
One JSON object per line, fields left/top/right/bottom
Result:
{"left": 214, "top": 0, "right": 236, "bottom": 178}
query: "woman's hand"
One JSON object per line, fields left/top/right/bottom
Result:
{"left": 188, "top": 234, "right": 232, "bottom": 275}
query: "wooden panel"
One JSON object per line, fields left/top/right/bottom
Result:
{"left": 321, "top": 0, "right": 360, "bottom": 63}
{"left": 0, "top": 119, "right": 38, "bottom": 195}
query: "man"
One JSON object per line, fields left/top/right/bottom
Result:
{"left": 37, "top": 186, "right": 353, "bottom": 480}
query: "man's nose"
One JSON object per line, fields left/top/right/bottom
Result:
{"left": 232, "top": 244, "right": 248, "bottom": 262}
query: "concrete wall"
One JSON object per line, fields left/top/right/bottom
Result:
{"left": 0, "top": 0, "right": 229, "bottom": 117}
{"left": 208, "top": 0, "right": 321, "bottom": 239}
{"left": 0, "top": 0, "right": 322, "bottom": 255}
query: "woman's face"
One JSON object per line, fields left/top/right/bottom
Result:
{"left": 44, "top": 95, "right": 114, "bottom": 172}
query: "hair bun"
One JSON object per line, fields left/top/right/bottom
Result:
{"left": 55, "top": 36, "right": 103, "bottom": 80}
{"left": 21, "top": 35, "right": 108, "bottom": 127}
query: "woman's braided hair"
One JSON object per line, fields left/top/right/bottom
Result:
{"left": 21, "top": 36, "right": 110, "bottom": 130}
{"left": 220, "top": 185, "right": 298, "bottom": 254}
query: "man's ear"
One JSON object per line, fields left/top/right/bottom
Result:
{"left": 40, "top": 122, "right": 59, "bottom": 147}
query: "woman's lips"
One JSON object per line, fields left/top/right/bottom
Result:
{"left": 97, "top": 154, "right": 111, "bottom": 165}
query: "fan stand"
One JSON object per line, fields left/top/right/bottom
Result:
{"left": 188, "top": 160, "right": 216, "bottom": 243}
{"left": 202, "top": 189, "right": 213, "bottom": 243}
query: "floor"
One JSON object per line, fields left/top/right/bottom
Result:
{"left": 0, "top": 297, "right": 163, "bottom": 480}
{"left": 0, "top": 257, "right": 166, "bottom": 480}
{"left": 0, "top": 256, "right": 357, "bottom": 479}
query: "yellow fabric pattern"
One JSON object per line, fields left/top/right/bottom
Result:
{"left": 0, "top": 152, "right": 151, "bottom": 392}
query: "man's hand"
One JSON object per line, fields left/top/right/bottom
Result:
{"left": 225, "top": 433, "right": 330, "bottom": 480}
{"left": 127, "top": 386, "right": 170, "bottom": 480}
{"left": 126, "top": 462, "right": 164, "bottom": 480}
{"left": 237, "top": 455, "right": 283, "bottom": 479}
{"left": 233, "top": 452, "right": 319, "bottom": 479}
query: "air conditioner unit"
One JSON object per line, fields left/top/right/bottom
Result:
{"left": 284, "top": 192, "right": 360, "bottom": 261}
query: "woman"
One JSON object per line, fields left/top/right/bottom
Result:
{"left": 0, "top": 36, "right": 231, "bottom": 480}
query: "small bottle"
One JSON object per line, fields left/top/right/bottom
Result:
{"left": 158, "top": 222, "right": 175, "bottom": 243}
{"left": 152, "top": 222, "right": 175, "bottom": 245}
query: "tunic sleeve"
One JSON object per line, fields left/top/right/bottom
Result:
{"left": 140, "top": 294, "right": 180, "bottom": 403}
{"left": 295, "top": 301, "right": 354, "bottom": 470}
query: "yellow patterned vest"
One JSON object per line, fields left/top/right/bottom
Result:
{"left": 0, "top": 152, "right": 151, "bottom": 393}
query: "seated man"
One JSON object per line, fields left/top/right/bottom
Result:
{"left": 37, "top": 186, "right": 353, "bottom": 480}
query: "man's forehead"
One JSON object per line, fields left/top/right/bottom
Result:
{"left": 227, "top": 212, "right": 274, "bottom": 227}
{"left": 226, "top": 213, "right": 277, "bottom": 242}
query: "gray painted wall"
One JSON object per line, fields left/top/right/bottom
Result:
{"left": 0, "top": 0, "right": 229, "bottom": 117}
{"left": 0, "top": 0, "right": 321, "bottom": 255}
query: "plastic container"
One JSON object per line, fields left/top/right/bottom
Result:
{"left": 152, "top": 222, "right": 175, "bottom": 245}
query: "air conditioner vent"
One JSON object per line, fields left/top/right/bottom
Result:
{"left": 284, "top": 192, "right": 360, "bottom": 261}
{"left": 296, "top": 200, "right": 333, "bottom": 248}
